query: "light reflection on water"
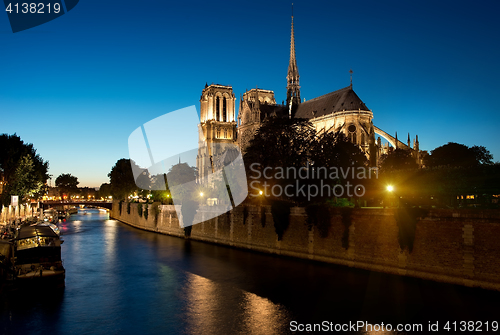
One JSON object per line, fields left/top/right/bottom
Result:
{"left": 1, "top": 212, "right": 499, "bottom": 335}
{"left": 181, "top": 271, "right": 290, "bottom": 335}
{"left": 241, "top": 291, "right": 290, "bottom": 335}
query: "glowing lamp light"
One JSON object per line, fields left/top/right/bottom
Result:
{"left": 200, "top": 192, "right": 204, "bottom": 197}
{"left": 259, "top": 190, "right": 263, "bottom": 195}
{"left": 386, "top": 185, "right": 394, "bottom": 192}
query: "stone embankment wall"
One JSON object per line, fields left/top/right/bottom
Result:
{"left": 110, "top": 202, "right": 500, "bottom": 291}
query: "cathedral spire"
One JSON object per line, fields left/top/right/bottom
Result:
{"left": 286, "top": 4, "right": 300, "bottom": 108}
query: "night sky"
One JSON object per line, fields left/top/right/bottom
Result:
{"left": 1, "top": 0, "right": 499, "bottom": 187}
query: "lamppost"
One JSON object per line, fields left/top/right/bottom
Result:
{"left": 385, "top": 185, "right": 394, "bottom": 208}
{"left": 199, "top": 192, "right": 205, "bottom": 206}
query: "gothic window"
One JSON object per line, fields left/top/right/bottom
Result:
{"left": 223, "top": 97, "right": 227, "bottom": 122}
{"left": 216, "top": 97, "right": 220, "bottom": 121}
{"left": 347, "top": 124, "right": 357, "bottom": 144}
{"left": 224, "top": 129, "right": 227, "bottom": 138}
{"left": 216, "top": 128, "right": 221, "bottom": 138}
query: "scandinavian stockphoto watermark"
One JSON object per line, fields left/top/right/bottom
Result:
{"left": 248, "top": 163, "right": 378, "bottom": 201}
{"left": 127, "top": 106, "right": 248, "bottom": 228}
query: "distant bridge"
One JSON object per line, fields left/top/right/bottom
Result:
{"left": 41, "top": 201, "right": 113, "bottom": 210}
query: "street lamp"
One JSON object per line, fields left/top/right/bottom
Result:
{"left": 384, "top": 185, "right": 395, "bottom": 208}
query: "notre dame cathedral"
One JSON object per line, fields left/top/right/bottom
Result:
{"left": 197, "top": 12, "right": 422, "bottom": 182}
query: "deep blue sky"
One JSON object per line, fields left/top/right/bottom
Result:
{"left": 1, "top": 0, "right": 499, "bottom": 187}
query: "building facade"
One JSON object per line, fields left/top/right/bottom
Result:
{"left": 196, "top": 84, "right": 238, "bottom": 183}
{"left": 198, "top": 12, "right": 422, "bottom": 180}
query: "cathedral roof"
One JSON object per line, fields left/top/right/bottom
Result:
{"left": 243, "top": 100, "right": 287, "bottom": 122}
{"left": 259, "top": 104, "right": 288, "bottom": 120}
{"left": 294, "top": 86, "right": 370, "bottom": 119}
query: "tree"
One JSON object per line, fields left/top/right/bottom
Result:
{"left": 0, "top": 134, "right": 49, "bottom": 206}
{"left": 378, "top": 142, "right": 496, "bottom": 208}
{"left": 150, "top": 174, "right": 172, "bottom": 204}
{"left": 310, "top": 131, "right": 369, "bottom": 205}
{"left": 97, "top": 183, "right": 112, "bottom": 199}
{"left": 243, "top": 118, "right": 370, "bottom": 205}
{"left": 312, "top": 131, "right": 368, "bottom": 170}
{"left": 9, "top": 155, "right": 45, "bottom": 203}
{"left": 380, "top": 148, "right": 418, "bottom": 172}
{"left": 166, "top": 162, "right": 197, "bottom": 203}
{"left": 108, "top": 158, "right": 139, "bottom": 200}
{"left": 244, "top": 117, "right": 315, "bottom": 172}
{"left": 470, "top": 145, "right": 493, "bottom": 165}
{"left": 55, "top": 173, "right": 79, "bottom": 199}
{"left": 243, "top": 117, "right": 316, "bottom": 203}
{"left": 166, "top": 162, "right": 199, "bottom": 233}
{"left": 425, "top": 142, "right": 492, "bottom": 168}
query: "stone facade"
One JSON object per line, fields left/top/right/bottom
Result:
{"left": 237, "top": 88, "right": 287, "bottom": 152}
{"left": 196, "top": 84, "right": 237, "bottom": 183}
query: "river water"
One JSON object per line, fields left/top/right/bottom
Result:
{"left": 0, "top": 209, "right": 498, "bottom": 334}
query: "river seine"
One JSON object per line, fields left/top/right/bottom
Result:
{"left": 1, "top": 209, "right": 498, "bottom": 334}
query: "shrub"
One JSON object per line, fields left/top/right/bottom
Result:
{"left": 328, "top": 198, "right": 354, "bottom": 207}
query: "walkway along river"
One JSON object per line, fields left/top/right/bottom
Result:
{"left": 0, "top": 209, "right": 499, "bottom": 334}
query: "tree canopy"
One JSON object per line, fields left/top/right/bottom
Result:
{"left": 108, "top": 158, "right": 138, "bottom": 200}
{"left": 165, "top": 162, "right": 199, "bottom": 231}
{"left": 380, "top": 148, "right": 418, "bottom": 172}
{"left": 311, "top": 131, "right": 368, "bottom": 171}
{"left": 425, "top": 142, "right": 493, "bottom": 168}
{"left": 244, "top": 117, "right": 315, "bottom": 171}
{"left": 243, "top": 117, "right": 370, "bottom": 204}
{"left": 97, "top": 183, "right": 112, "bottom": 199}
{"left": 0, "top": 133, "right": 49, "bottom": 206}
{"left": 166, "top": 162, "right": 198, "bottom": 203}
{"left": 378, "top": 142, "right": 497, "bottom": 208}
{"left": 55, "top": 173, "right": 79, "bottom": 198}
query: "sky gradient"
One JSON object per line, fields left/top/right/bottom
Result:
{"left": 1, "top": 0, "right": 499, "bottom": 187}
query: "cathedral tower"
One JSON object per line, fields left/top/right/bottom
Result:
{"left": 197, "top": 84, "right": 237, "bottom": 183}
{"left": 286, "top": 12, "right": 300, "bottom": 109}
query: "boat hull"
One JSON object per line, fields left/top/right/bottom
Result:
{"left": 15, "top": 268, "right": 65, "bottom": 287}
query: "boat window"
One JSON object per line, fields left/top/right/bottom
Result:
{"left": 17, "top": 237, "right": 58, "bottom": 250}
